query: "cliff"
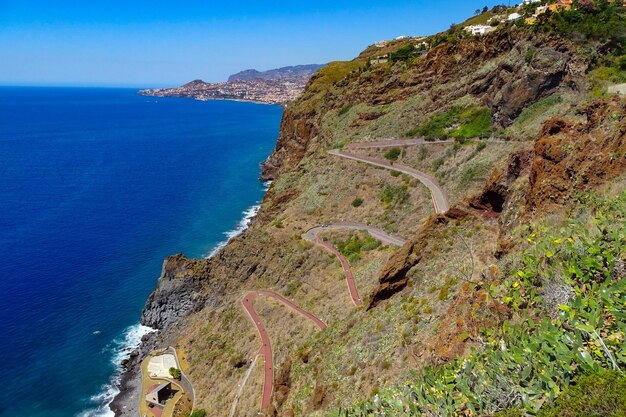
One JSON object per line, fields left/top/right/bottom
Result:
{"left": 118, "top": 8, "right": 626, "bottom": 417}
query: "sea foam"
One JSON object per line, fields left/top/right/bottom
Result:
{"left": 206, "top": 181, "right": 271, "bottom": 258}
{"left": 77, "top": 324, "right": 154, "bottom": 417}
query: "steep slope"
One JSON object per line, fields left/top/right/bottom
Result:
{"left": 117, "top": 9, "right": 626, "bottom": 417}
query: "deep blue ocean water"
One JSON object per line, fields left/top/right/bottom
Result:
{"left": 0, "top": 87, "right": 282, "bottom": 417}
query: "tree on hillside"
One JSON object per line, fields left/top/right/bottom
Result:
{"left": 483, "top": 6, "right": 489, "bottom": 13}
{"left": 475, "top": 8, "right": 481, "bottom": 15}
{"left": 169, "top": 367, "right": 182, "bottom": 380}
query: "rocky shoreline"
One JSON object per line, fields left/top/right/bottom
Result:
{"left": 109, "top": 249, "right": 230, "bottom": 415}
{"left": 110, "top": 332, "right": 158, "bottom": 417}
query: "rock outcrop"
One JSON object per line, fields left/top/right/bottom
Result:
{"left": 141, "top": 254, "right": 211, "bottom": 330}
{"left": 527, "top": 98, "right": 626, "bottom": 212}
{"left": 262, "top": 28, "right": 589, "bottom": 180}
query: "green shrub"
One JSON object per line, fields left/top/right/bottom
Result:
{"left": 450, "top": 107, "right": 492, "bottom": 140}
{"left": 384, "top": 147, "right": 402, "bottom": 161}
{"left": 380, "top": 184, "right": 410, "bottom": 206}
{"left": 336, "top": 235, "right": 381, "bottom": 263}
{"left": 515, "top": 95, "right": 563, "bottom": 125}
{"left": 533, "top": 2, "right": 626, "bottom": 53}
{"left": 189, "top": 410, "right": 207, "bottom": 417}
{"left": 432, "top": 157, "right": 445, "bottom": 171}
{"left": 408, "top": 106, "right": 492, "bottom": 141}
{"left": 169, "top": 367, "right": 182, "bottom": 380}
{"left": 272, "top": 219, "right": 284, "bottom": 228}
{"left": 334, "top": 190, "right": 626, "bottom": 417}
{"left": 389, "top": 45, "right": 418, "bottom": 62}
{"left": 351, "top": 197, "right": 363, "bottom": 207}
{"left": 338, "top": 105, "right": 352, "bottom": 116}
{"left": 476, "top": 141, "right": 487, "bottom": 152}
{"left": 537, "top": 370, "right": 626, "bottom": 417}
{"left": 494, "top": 409, "right": 524, "bottom": 417}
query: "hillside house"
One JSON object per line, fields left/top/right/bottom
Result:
{"left": 145, "top": 382, "right": 177, "bottom": 409}
{"left": 371, "top": 56, "right": 389, "bottom": 65}
{"left": 464, "top": 25, "right": 496, "bottom": 36}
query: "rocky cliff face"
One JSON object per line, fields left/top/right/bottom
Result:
{"left": 262, "top": 29, "right": 588, "bottom": 181}
{"left": 141, "top": 254, "right": 213, "bottom": 330}
{"left": 121, "top": 23, "right": 626, "bottom": 417}
{"left": 527, "top": 98, "right": 626, "bottom": 212}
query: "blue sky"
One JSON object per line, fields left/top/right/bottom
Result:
{"left": 0, "top": 0, "right": 504, "bottom": 87}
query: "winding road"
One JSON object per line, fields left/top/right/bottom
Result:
{"left": 242, "top": 290, "right": 327, "bottom": 412}
{"left": 303, "top": 222, "right": 406, "bottom": 306}
{"left": 241, "top": 223, "right": 405, "bottom": 412}
{"left": 329, "top": 149, "right": 450, "bottom": 214}
{"left": 236, "top": 139, "right": 511, "bottom": 412}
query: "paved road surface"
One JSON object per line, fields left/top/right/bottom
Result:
{"left": 329, "top": 149, "right": 450, "bottom": 214}
{"left": 242, "top": 290, "right": 326, "bottom": 412}
{"left": 303, "top": 223, "right": 406, "bottom": 307}
{"left": 303, "top": 222, "right": 406, "bottom": 246}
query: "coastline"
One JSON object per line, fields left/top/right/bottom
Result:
{"left": 108, "top": 184, "right": 270, "bottom": 416}
{"left": 138, "top": 91, "right": 288, "bottom": 108}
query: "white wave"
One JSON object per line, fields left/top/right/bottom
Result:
{"left": 77, "top": 323, "right": 155, "bottom": 417}
{"left": 205, "top": 181, "right": 272, "bottom": 258}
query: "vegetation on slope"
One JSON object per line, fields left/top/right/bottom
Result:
{"left": 333, "top": 190, "right": 626, "bottom": 416}
{"left": 406, "top": 106, "right": 492, "bottom": 142}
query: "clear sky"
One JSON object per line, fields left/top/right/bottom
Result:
{"left": 0, "top": 0, "right": 505, "bottom": 87}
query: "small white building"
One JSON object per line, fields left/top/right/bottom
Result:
{"left": 521, "top": 0, "right": 540, "bottom": 4}
{"left": 395, "top": 35, "right": 409, "bottom": 40}
{"left": 375, "top": 40, "right": 390, "bottom": 48}
{"left": 464, "top": 25, "right": 496, "bottom": 36}
{"left": 371, "top": 56, "right": 389, "bottom": 65}
{"left": 508, "top": 12, "right": 522, "bottom": 20}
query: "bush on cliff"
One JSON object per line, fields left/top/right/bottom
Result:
{"left": 334, "top": 190, "right": 626, "bottom": 416}
{"left": 389, "top": 45, "right": 419, "bottom": 63}
{"left": 537, "top": 370, "right": 626, "bottom": 417}
{"left": 383, "top": 147, "right": 402, "bottom": 161}
{"left": 533, "top": 1, "right": 626, "bottom": 53}
{"left": 407, "top": 106, "right": 492, "bottom": 141}
{"left": 169, "top": 367, "right": 181, "bottom": 380}
{"left": 336, "top": 235, "right": 381, "bottom": 263}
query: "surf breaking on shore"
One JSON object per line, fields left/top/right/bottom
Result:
{"left": 83, "top": 180, "right": 271, "bottom": 416}
{"left": 206, "top": 181, "right": 271, "bottom": 258}
{"left": 78, "top": 324, "right": 154, "bottom": 417}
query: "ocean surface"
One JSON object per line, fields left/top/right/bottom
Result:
{"left": 0, "top": 87, "right": 282, "bottom": 417}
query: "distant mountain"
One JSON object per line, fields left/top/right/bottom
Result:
{"left": 227, "top": 64, "right": 325, "bottom": 82}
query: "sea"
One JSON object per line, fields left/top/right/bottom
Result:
{"left": 0, "top": 87, "right": 282, "bottom": 417}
